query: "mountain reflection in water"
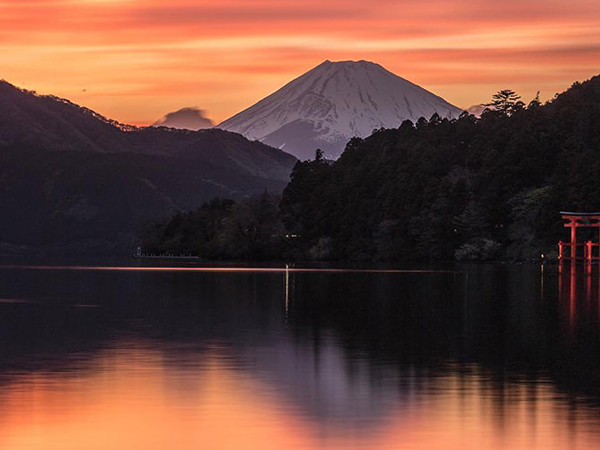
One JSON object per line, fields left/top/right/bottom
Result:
{"left": 0, "top": 263, "right": 599, "bottom": 449}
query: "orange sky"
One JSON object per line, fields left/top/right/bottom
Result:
{"left": 1, "top": 0, "right": 599, "bottom": 125}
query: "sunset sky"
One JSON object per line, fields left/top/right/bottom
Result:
{"left": 2, "top": 0, "right": 599, "bottom": 126}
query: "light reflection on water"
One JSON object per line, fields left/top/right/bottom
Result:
{"left": 0, "top": 263, "right": 599, "bottom": 449}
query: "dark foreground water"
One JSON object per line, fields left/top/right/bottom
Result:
{"left": 0, "top": 262, "right": 600, "bottom": 449}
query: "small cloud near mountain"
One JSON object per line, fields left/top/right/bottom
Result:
{"left": 466, "top": 104, "right": 487, "bottom": 118}
{"left": 153, "top": 107, "right": 214, "bottom": 130}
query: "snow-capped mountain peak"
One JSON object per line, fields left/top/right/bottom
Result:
{"left": 218, "top": 60, "right": 463, "bottom": 160}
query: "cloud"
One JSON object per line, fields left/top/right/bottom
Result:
{"left": 1, "top": 0, "right": 599, "bottom": 122}
{"left": 153, "top": 107, "right": 214, "bottom": 130}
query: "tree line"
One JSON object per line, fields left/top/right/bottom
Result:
{"left": 141, "top": 75, "right": 600, "bottom": 261}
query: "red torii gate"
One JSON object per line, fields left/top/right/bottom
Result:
{"left": 559, "top": 211, "right": 600, "bottom": 262}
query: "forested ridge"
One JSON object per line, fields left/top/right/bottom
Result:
{"left": 0, "top": 80, "right": 296, "bottom": 253}
{"left": 144, "top": 75, "right": 600, "bottom": 261}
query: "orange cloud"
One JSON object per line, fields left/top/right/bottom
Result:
{"left": 1, "top": 0, "right": 599, "bottom": 124}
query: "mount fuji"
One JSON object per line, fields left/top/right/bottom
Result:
{"left": 218, "top": 60, "right": 463, "bottom": 160}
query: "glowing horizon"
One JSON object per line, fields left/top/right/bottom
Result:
{"left": 2, "top": 0, "right": 599, "bottom": 126}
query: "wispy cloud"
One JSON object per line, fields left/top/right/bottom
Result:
{"left": 1, "top": 0, "right": 598, "bottom": 124}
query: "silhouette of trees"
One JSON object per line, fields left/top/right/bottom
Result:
{"left": 148, "top": 75, "right": 600, "bottom": 262}
{"left": 140, "top": 194, "right": 286, "bottom": 260}
{"left": 485, "top": 89, "right": 525, "bottom": 116}
{"left": 276, "top": 75, "right": 600, "bottom": 261}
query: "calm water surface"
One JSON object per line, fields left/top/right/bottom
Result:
{"left": 0, "top": 262, "right": 600, "bottom": 449}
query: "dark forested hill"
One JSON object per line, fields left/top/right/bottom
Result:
{"left": 277, "top": 75, "right": 600, "bottom": 261}
{"left": 0, "top": 81, "right": 296, "bottom": 253}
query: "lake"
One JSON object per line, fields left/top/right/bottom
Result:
{"left": 0, "top": 261, "right": 600, "bottom": 449}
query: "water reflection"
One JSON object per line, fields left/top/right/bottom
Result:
{"left": 0, "top": 264, "right": 599, "bottom": 449}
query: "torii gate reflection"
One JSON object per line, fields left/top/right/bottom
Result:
{"left": 558, "top": 212, "right": 600, "bottom": 332}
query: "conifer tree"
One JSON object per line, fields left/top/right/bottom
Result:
{"left": 485, "top": 90, "right": 525, "bottom": 115}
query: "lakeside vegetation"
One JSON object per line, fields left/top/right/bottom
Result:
{"left": 148, "top": 75, "right": 600, "bottom": 261}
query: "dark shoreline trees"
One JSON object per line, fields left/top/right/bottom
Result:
{"left": 140, "top": 192, "right": 291, "bottom": 260}
{"left": 145, "top": 75, "right": 600, "bottom": 262}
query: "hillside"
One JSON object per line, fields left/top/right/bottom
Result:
{"left": 0, "top": 81, "right": 296, "bottom": 253}
{"left": 276, "top": 75, "right": 600, "bottom": 261}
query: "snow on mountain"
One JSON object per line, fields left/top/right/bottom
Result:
{"left": 218, "top": 60, "right": 463, "bottom": 160}
{"left": 466, "top": 104, "right": 487, "bottom": 118}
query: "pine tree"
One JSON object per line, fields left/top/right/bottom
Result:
{"left": 528, "top": 91, "right": 541, "bottom": 109}
{"left": 485, "top": 90, "right": 525, "bottom": 116}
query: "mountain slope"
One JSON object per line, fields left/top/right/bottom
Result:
{"left": 0, "top": 80, "right": 296, "bottom": 182}
{"left": 0, "top": 81, "right": 297, "bottom": 253}
{"left": 0, "top": 80, "right": 134, "bottom": 153}
{"left": 218, "top": 60, "right": 462, "bottom": 159}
